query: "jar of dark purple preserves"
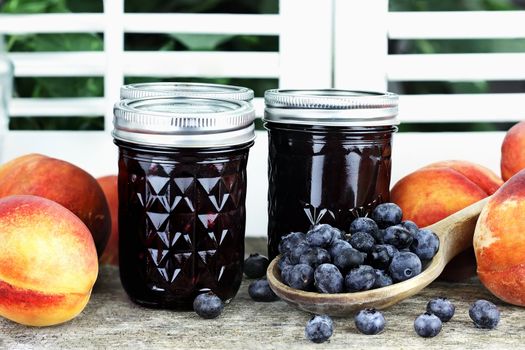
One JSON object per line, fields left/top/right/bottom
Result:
{"left": 264, "top": 90, "right": 399, "bottom": 259}
{"left": 113, "top": 96, "right": 255, "bottom": 309}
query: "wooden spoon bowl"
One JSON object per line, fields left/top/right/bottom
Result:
{"left": 267, "top": 197, "right": 488, "bottom": 316}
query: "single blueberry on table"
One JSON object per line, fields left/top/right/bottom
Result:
{"left": 389, "top": 252, "right": 422, "bottom": 282}
{"left": 329, "top": 239, "right": 353, "bottom": 258}
{"left": 244, "top": 253, "right": 270, "bottom": 279}
{"left": 469, "top": 299, "right": 500, "bottom": 329}
{"left": 193, "top": 292, "right": 224, "bottom": 319}
{"left": 299, "top": 247, "right": 331, "bottom": 268}
{"left": 248, "top": 279, "right": 279, "bottom": 302}
{"left": 369, "top": 244, "right": 398, "bottom": 269}
{"left": 383, "top": 225, "right": 413, "bottom": 250}
{"left": 345, "top": 265, "right": 376, "bottom": 292}
{"left": 333, "top": 245, "right": 365, "bottom": 272}
{"left": 349, "top": 217, "right": 379, "bottom": 236}
{"left": 401, "top": 220, "right": 419, "bottom": 236}
{"left": 314, "top": 263, "right": 344, "bottom": 293}
{"left": 427, "top": 297, "right": 455, "bottom": 322}
{"left": 414, "top": 312, "right": 442, "bottom": 338}
{"left": 371, "top": 203, "right": 403, "bottom": 229}
{"left": 307, "top": 224, "right": 338, "bottom": 247}
{"left": 278, "top": 231, "right": 306, "bottom": 255}
{"left": 354, "top": 309, "right": 386, "bottom": 335}
{"left": 349, "top": 231, "right": 376, "bottom": 253}
{"left": 373, "top": 269, "right": 393, "bottom": 289}
{"left": 286, "top": 263, "right": 314, "bottom": 290}
{"left": 305, "top": 315, "right": 334, "bottom": 343}
{"left": 411, "top": 229, "right": 440, "bottom": 261}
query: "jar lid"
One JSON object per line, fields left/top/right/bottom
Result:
{"left": 120, "top": 82, "right": 254, "bottom": 101}
{"left": 264, "top": 89, "right": 399, "bottom": 127}
{"left": 113, "top": 96, "right": 256, "bottom": 148}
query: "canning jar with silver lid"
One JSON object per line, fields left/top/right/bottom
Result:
{"left": 114, "top": 96, "right": 255, "bottom": 309}
{"left": 120, "top": 82, "right": 254, "bottom": 102}
{"left": 264, "top": 89, "right": 399, "bottom": 259}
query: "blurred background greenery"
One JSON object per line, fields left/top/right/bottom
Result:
{"left": 1, "top": 0, "right": 524, "bottom": 131}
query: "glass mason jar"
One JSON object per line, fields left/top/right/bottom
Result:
{"left": 264, "top": 89, "right": 399, "bottom": 259}
{"left": 120, "top": 82, "right": 254, "bottom": 102}
{"left": 113, "top": 96, "right": 255, "bottom": 309}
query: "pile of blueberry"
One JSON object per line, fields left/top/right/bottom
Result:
{"left": 278, "top": 203, "right": 440, "bottom": 293}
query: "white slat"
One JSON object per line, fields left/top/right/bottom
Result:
{"left": 399, "top": 94, "right": 525, "bottom": 123}
{"left": 0, "top": 13, "right": 104, "bottom": 33}
{"left": 9, "top": 98, "right": 105, "bottom": 117}
{"left": 334, "top": 0, "right": 389, "bottom": 91}
{"left": 1, "top": 130, "right": 505, "bottom": 237}
{"left": 8, "top": 51, "right": 279, "bottom": 78}
{"left": 388, "top": 53, "right": 525, "bottom": 81}
{"left": 389, "top": 11, "right": 525, "bottom": 39}
{"left": 278, "top": 0, "right": 332, "bottom": 88}
{"left": 123, "top": 51, "right": 279, "bottom": 78}
{"left": 124, "top": 13, "right": 280, "bottom": 35}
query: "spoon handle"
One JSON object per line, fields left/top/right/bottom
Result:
{"left": 426, "top": 196, "right": 490, "bottom": 264}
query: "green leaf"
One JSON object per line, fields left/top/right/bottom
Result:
{"left": 170, "top": 34, "right": 234, "bottom": 51}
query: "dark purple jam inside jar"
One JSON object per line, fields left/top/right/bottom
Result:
{"left": 264, "top": 90, "right": 399, "bottom": 259}
{"left": 113, "top": 96, "right": 255, "bottom": 309}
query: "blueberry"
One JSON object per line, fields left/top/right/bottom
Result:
{"left": 371, "top": 203, "right": 403, "bottom": 229}
{"left": 278, "top": 232, "right": 306, "bottom": 255}
{"left": 329, "top": 239, "right": 353, "bottom": 258}
{"left": 469, "top": 300, "right": 500, "bottom": 329}
{"left": 306, "top": 224, "right": 338, "bottom": 247}
{"left": 286, "top": 264, "right": 314, "bottom": 290}
{"left": 333, "top": 246, "right": 365, "bottom": 272}
{"left": 374, "top": 229, "right": 386, "bottom": 244}
{"left": 369, "top": 244, "right": 398, "bottom": 269}
{"left": 248, "top": 279, "right": 279, "bottom": 302}
{"left": 414, "top": 312, "right": 442, "bottom": 338}
{"left": 299, "top": 247, "right": 331, "bottom": 268}
{"left": 278, "top": 253, "right": 293, "bottom": 271}
{"left": 305, "top": 315, "right": 333, "bottom": 343}
{"left": 244, "top": 253, "right": 269, "bottom": 279}
{"left": 354, "top": 309, "right": 386, "bottom": 335}
{"left": 290, "top": 241, "right": 311, "bottom": 263}
{"left": 411, "top": 229, "right": 440, "bottom": 261}
{"left": 314, "top": 263, "right": 344, "bottom": 293}
{"left": 427, "top": 297, "right": 455, "bottom": 322}
{"left": 280, "top": 265, "right": 293, "bottom": 285}
{"left": 384, "top": 225, "right": 413, "bottom": 249}
{"left": 345, "top": 265, "right": 376, "bottom": 292}
{"left": 349, "top": 217, "right": 379, "bottom": 237}
{"left": 193, "top": 292, "right": 224, "bottom": 319}
{"left": 349, "top": 231, "right": 375, "bottom": 253}
{"left": 389, "top": 252, "right": 422, "bottom": 282}
{"left": 401, "top": 220, "right": 419, "bottom": 235}
{"left": 373, "top": 269, "right": 393, "bottom": 288}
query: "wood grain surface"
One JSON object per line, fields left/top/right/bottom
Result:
{"left": 0, "top": 239, "right": 523, "bottom": 349}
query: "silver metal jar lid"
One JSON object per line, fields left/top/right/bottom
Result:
{"left": 120, "top": 82, "right": 254, "bottom": 101}
{"left": 264, "top": 89, "right": 399, "bottom": 127}
{"left": 113, "top": 96, "right": 256, "bottom": 148}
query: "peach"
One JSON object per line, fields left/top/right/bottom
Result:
{"left": 98, "top": 175, "right": 118, "bottom": 266}
{"left": 474, "top": 169, "right": 525, "bottom": 306}
{"left": 0, "top": 154, "right": 111, "bottom": 257}
{"left": 391, "top": 160, "right": 503, "bottom": 281}
{"left": 501, "top": 120, "right": 525, "bottom": 181}
{"left": 0, "top": 195, "right": 98, "bottom": 326}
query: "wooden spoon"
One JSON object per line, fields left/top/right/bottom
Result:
{"left": 266, "top": 197, "right": 489, "bottom": 316}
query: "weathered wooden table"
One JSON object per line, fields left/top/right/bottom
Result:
{"left": 1, "top": 239, "right": 523, "bottom": 349}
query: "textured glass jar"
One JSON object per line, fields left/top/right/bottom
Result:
{"left": 113, "top": 96, "right": 255, "bottom": 309}
{"left": 120, "top": 82, "right": 254, "bottom": 102}
{"left": 264, "top": 90, "right": 399, "bottom": 259}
